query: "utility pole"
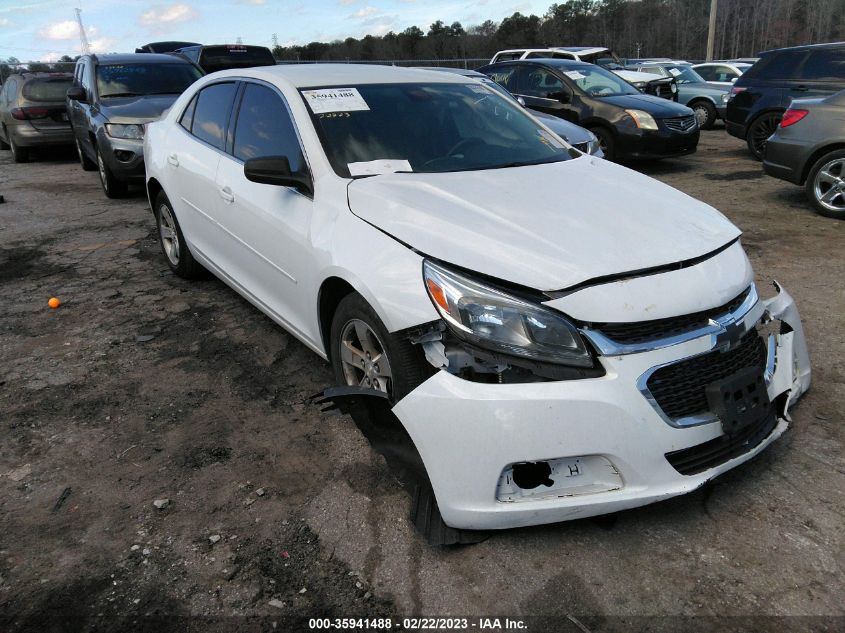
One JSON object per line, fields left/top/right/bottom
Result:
{"left": 272, "top": 33, "right": 279, "bottom": 49}
{"left": 75, "top": 8, "right": 91, "bottom": 55}
{"left": 706, "top": 0, "right": 718, "bottom": 61}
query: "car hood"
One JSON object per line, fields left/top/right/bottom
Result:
{"left": 532, "top": 111, "right": 594, "bottom": 144}
{"left": 613, "top": 69, "right": 663, "bottom": 83}
{"left": 347, "top": 157, "right": 740, "bottom": 291}
{"left": 98, "top": 94, "right": 180, "bottom": 124}
{"left": 600, "top": 93, "right": 694, "bottom": 116}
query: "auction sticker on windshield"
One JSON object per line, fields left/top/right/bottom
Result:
{"left": 668, "top": 68, "right": 682, "bottom": 77}
{"left": 563, "top": 71, "right": 586, "bottom": 80}
{"left": 348, "top": 159, "right": 412, "bottom": 176}
{"left": 302, "top": 88, "right": 370, "bottom": 114}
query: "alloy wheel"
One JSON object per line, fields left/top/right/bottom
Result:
{"left": 97, "top": 150, "right": 109, "bottom": 194}
{"left": 158, "top": 203, "right": 180, "bottom": 265}
{"left": 693, "top": 105, "right": 709, "bottom": 127}
{"left": 813, "top": 158, "right": 845, "bottom": 213}
{"left": 750, "top": 114, "right": 780, "bottom": 158}
{"left": 339, "top": 319, "right": 393, "bottom": 394}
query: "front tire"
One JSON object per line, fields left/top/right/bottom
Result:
{"left": 746, "top": 112, "right": 781, "bottom": 161}
{"left": 330, "top": 293, "right": 432, "bottom": 403}
{"left": 97, "top": 147, "right": 127, "bottom": 198}
{"left": 805, "top": 149, "right": 845, "bottom": 220}
{"left": 691, "top": 100, "right": 717, "bottom": 130}
{"left": 154, "top": 191, "right": 205, "bottom": 278}
{"left": 590, "top": 126, "right": 616, "bottom": 161}
{"left": 76, "top": 137, "right": 97, "bottom": 171}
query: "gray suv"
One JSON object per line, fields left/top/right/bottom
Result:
{"left": 66, "top": 53, "right": 202, "bottom": 198}
{"left": 0, "top": 72, "right": 75, "bottom": 162}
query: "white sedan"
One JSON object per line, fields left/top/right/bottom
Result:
{"left": 144, "top": 64, "right": 810, "bottom": 532}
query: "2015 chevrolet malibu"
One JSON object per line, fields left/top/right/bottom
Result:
{"left": 144, "top": 65, "right": 811, "bottom": 531}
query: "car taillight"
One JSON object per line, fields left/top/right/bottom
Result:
{"left": 10, "top": 107, "right": 50, "bottom": 120}
{"left": 780, "top": 109, "right": 809, "bottom": 128}
{"left": 730, "top": 86, "right": 747, "bottom": 95}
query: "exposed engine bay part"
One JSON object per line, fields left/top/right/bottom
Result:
{"left": 311, "top": 386, "right": 488, "bottom": 546}
{"left": 408, "top": 321, "right": 604, "bottom": 383}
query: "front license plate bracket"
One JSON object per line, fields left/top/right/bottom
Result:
{"left": 706, "top": 366, "right": 771, "bottom": 435}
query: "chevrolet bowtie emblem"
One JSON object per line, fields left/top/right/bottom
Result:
{"left": 710, "top": 317, "right": 747, "bottom": 351}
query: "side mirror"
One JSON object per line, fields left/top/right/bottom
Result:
{"left": 548, "top": 90, "right": 571, "bottom": 104}
{"left": 244, "top": 156, "right": 313, "bottom": 195}
{"left": 67, "top": 85, "right": 87, "bottom": 103}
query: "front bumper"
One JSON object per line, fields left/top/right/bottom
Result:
{"left": 392, "top": 284, "right": 810, "bottom": 531}
{"left": 763, "top": 135, "right": 810, "bottom": 185}
{"left": 96, "top": 131, "right": 146, "bottom": 182}
{"left": 617, "top": 126, "right": 699, "bottom": 160}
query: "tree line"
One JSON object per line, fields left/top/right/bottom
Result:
{"left": 271, "top": 0, "right": 845, "bottom": 63}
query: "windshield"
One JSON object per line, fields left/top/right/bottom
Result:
{"left": 96, "top": 63, "right": 202, "bottom": 98}
{"left": 578, "top": 50, "right": 624, "bottom": 69}
{"left": 563, "top": 66, "right": 640, "bottom": 97}
{"left": 23, "top": 76, "right": 73, "bottom": 102}
{"left": 652, "top": 65, "right": 706, "bottom": 84}
{"left": 303, "top": 82, "right": 573, "bottom": 178}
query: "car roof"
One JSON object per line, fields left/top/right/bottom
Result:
{"left": 761, "top": 41, "right": 845, "bottom": 55}
{"left": 93, "top": 53, "right": 193, "bottom": 64}
{"left": 420, "top": 67, "right": 486, "bottom": 77}
{"left": 212, "top": 63, "right": 474, "bottom": 88}
{"left": 552, "top": 47, "right": 608, "bottom": 54}
{"left": 501, "top": 58, "right": 595, "bottom": 70}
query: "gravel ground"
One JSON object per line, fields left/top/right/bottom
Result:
{"left": 0, "top": 129, "right": 843, "bottom": 632}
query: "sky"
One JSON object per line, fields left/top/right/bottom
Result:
{"left": 0, "top": 0, "right": 554, "bottom": 62}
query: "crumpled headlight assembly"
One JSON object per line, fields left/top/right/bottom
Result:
{"left": 105, "top": 123, "right": 145, "bottom": 140}
{"left": 423, "top": 260, "right": 593, "bottom": 367}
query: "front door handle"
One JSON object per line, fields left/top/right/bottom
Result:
{"left": 219, "top": 186, "right": 234, "bottom": 203}
{"left": 167, "top": 153, "right": 179, "bottom": 166}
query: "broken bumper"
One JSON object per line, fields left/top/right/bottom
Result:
{"left": 392, "top": 284, "right": 810, "bottom": 531}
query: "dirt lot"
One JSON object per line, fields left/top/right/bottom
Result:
{"left": 1, "top": 130, "right": 843, "bottom": 632}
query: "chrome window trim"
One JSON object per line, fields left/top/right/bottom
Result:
{"left": 581, "top": 284, "right": 759, "bottom": 356}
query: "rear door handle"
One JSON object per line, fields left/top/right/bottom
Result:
{"left": 167, "top": 153, "right": 179, "bottom": 166}
{"left": 219, "top": 186, "right": 234, "bottom": 203}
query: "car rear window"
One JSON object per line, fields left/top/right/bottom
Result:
{"left": 802, "top": 48, "right": 845, "bottom": 81}
{"left": 742, "top": 50, "right": 806, "bottom": 80}
{"left": 198, "top": 46, "right": 276, "bottom": 73}
{"left": 23, "top": 77, "right": 73, "bottom": 102}
{"left": 96, "top": 63, "right": 202, "bottom": 99}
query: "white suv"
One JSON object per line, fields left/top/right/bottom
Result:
{"left": 144, "top": 64, "right": 810, "bottom": 534}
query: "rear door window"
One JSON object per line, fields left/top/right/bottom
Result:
{"left": 521, "top": 68, "right": 564, "bottom": 98}
{"left": 179, "top": 94, "right": 197, "bottom": 132}
{"left": 802, "top": 49, "right": 845, "bottom": 81}
{"left": 485, "top": 65, "right": 519, "bottom": 92}
{"left": 744, "top": 50, "right": 806, "bottom": 80}
{"left": 232, "top": 83, "right": 305, "bottom": 170}
{"left": 190, "top": 82, "right": 238, "bottom": 150}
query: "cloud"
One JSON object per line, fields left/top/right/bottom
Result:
{"left": 351, "top": 6, "right": 379, "bottom": 18}
{"left": 338, "top": 0, "right": 357, "bottom": 5}
{"left": 89, "top": 37, "right": 117, "bottom": 53}
{"left": 40, "top": 20, "right": 96, "bottom": 40}
{"left": 139, "top": 3, "right": 198, "bottom": 28}
{"left": 0, "top": 17, "right": 14, "bottom": 27}
{"left": 238, "top": 0, "right": 267, "bottom": 4}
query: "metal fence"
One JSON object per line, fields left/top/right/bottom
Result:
{"left": 275, "top": 58, "right": 491, "bottom": 69}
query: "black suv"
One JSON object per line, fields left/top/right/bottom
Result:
{"left": 477, "top": 59, "right": 699, "bottom": 161}
{"left": 66, "top": 53, "right": 202, "bottom": 198}
{"left": 726, "top": 42, "right": 845, "bottom": 159}
{"left": 172, "top": 45, "right": 276, "bottom": 74}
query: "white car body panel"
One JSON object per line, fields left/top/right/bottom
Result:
{"left": 144, "top": 64, "right": 810, "bottom": 532}
{"left": 348, "top": 157, "right": 739, "bottom": 291}
{"left": 491, "top": 48, "right": 665, "bottom": 84}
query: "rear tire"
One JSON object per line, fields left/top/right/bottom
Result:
{"left": 746, "top": 112, "right": 782, "bottom": 161}
{"left": 154, "top": 191, "right": 205, "bottom": 279}
{"left": 691, "top": 100, "right": 718, "bottom": 130}
{"left": 590, "top": 126, "right": 616, "bottom": 161}
{"left": 330, "top": 293, "right": 432, "bottom": 403}
{"left": 805, "top": 149, "right": 845, "bottom": 220}
{"left": 0, "top": 127, "right": 9, "bottom": 150}
{"left": 97, "top": 146, "right": 127, "bottom": 198}
{"left": 8, "top": 133, "right": 29, "bottom": 163}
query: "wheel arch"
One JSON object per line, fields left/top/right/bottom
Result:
{"left": 745, "top": 108, "right": 784, "bottom": 140}
{"left": 146, "top": 177, "right": 164, "bottom": 216}
{"left": 800, "top": 143, "right": 845, "bottom": 185}
{"left": 317, "top": 275, "right": 358, "bottom": 361}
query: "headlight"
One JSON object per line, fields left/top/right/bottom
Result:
{"left": 422, "top": 260, "right": 593, "bottom": 367}
{"left": 721, "top": 93, "right": 729, "bottom": 103}
{"left": 105, "top": 123, "right": 145, "bottom": 140}
{"left": 633, "top": 81, "right": 647, "bottom": 90}
{"left": 624, "top": 109, "right": 659, "bottom": 130}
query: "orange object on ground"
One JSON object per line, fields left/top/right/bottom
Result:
{"left": 48, "top": 297, "right": 61, "bottom": 309}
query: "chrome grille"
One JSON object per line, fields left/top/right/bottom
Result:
{"left": 663, "top": 115, "right": 697, "bottom": 132}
